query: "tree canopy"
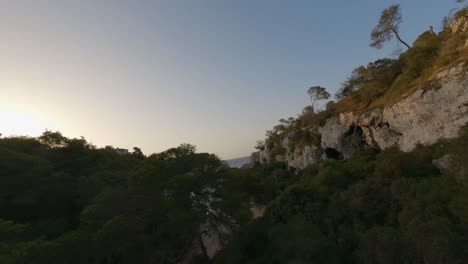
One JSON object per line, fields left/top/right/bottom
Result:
{"left": 0, "top": 132, "right": 255, "bottom": 263}
{"left": 307, "top": 86, "right": 330, "bottom": 113}
{"left": 370, "top": 4, "right": 411, "bottom": 49}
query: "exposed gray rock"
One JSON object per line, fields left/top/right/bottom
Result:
{"left": 261, "top": 143, "right": 271, "bottom": 164}
{"left": 288, "top": 145, "right": 322, "bottom": 169}
{"left": 253, "top": 62, "right": 468, "bottom": 169}
{"left": 383, "top": 62, "right": 468, "bottom": 151}
{"left": 281, "top": 132, "right": 296, "bottom": 153}
{"left": 451, "top": 14, "right": 468, "bottom": 33}
{"left": 251, "top": 206, "right": 266, "bottom": 219}
{"left": 319, "top": 113, "right": 355, "bottom": 158}
{"left": 320, "top": 62, "right": 467, "bottom": 154}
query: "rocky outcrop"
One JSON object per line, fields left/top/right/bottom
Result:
{"left": 250, "top": 61, "right": 468, "bottom": 169}
{"left": 278, "top": 132, "right": 322, "bottom": 168}
{"left": 247, "top": 15, "right": 468, "bottom": 170}
{"left": 287, "top": 145, "right": 323, "bottom": 169}
{"left": 451, "top": 12, "right": 468, "bottom": 34}
{"left": 451, "top": 12, "right": 468, "bottom": 49}
{"left": 384, "top": 63, "right": 468, "bottom": 151}
{"left": 251, "top": 206, "right": 266, "bottom": 219}
{"left": 321, "top": 62, "right": 468, "bottom": 153}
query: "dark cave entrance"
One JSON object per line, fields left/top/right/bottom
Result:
{"left": 324, "top": 148, "right": 344, "bottom": 160}
{"left": 342, "top": 125, "right": 366, "bottom": 151}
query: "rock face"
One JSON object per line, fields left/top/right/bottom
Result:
{"left": 247, "top": 16, "right": 468, "bottom": 170}
{"left": 287, "top": 145, "right": 323, "bottom": 169}
{"left": 383, "top": 63, "right": 468, "bottom": 151}
{"left": 451, "top": 14, "right": 468, "bottom": 48}
{"left": 321, "top": 62, "right": 468, "bottom": 153}
{"left": 277, "top": 132, "right": 322, "bottom": 168}
{"left": 451, "top": 13, "right": 468, "bottom": 34}
{"left": 251, "top": 62, "right": 468, "bottom": 169}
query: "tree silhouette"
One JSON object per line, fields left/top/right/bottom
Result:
{"left": 370, "top": 4, "right": 410, "bottom": 49}
{"left": 307, "top": 86, "right": 330, "bottom": 113}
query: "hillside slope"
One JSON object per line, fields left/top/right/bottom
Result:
{"left": 251, "top": 14, "right": 468, "bottom": 170}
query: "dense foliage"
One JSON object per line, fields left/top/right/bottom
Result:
{"left": 1, "top": 4, "right": 467, "bottom": 264}
{"left": 220, "top": 7, "right": 468, "bottom": 263}
{"left": 1, "top": 126, "right": 467, "bottom": 263}
{"left": 0, "top": 132, "right": 254, "bottom": 263}
{"left": 216, "top": 126, "right": 468, "bottom": 264}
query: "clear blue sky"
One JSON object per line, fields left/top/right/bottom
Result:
{"left": 0, "top": 0, "right": 460, "bottom": 159}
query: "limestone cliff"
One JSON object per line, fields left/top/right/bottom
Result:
{"left": 322, "top": 62, "right": 467, "bottom": 151}
{"left": 251, "top": 15, "right": 468, "bottom": 169}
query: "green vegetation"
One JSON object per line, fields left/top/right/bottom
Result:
{"left": 262, "top": 6, "right": 467, "bottom": 151}
{"left": 339, "top": 7, "right": 467, "bottom": 111}
{"left": 1, "top": 126, "right": 467, "bottom": 263}
{"left": 307, "top": 86, "right": 331, "bottom": 113}
{"left": 1, "top": 4, "right": 467, "bottom": 264}
{"left": 234, "top": 7, "right": 468, "bottom": 263}
{"left": 370, "top": 4, "right": 410, "bottom": 49}
{"left": 0, "top": 132, "right": 255, "bottom": 263}
{"left": 215, "top": 126, "right": 468, "bottom": 264}
{"left": 333, "top": 3, "right": 459, "bottom": 110}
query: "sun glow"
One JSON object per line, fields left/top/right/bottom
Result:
{"left": 0, "top": 107, "right": 52, "bottom": 137}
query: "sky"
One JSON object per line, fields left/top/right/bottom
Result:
{"left": 0, "top": 0, "right": 461, "bottom": 159}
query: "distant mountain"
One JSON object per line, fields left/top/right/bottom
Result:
{"left": 225, "top": 156, "right": 250, "bottom": 168}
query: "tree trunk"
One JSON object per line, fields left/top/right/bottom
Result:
{"left": 198, "top": 233, "right": 209, "bottom": 260}
{"left": 392, "top": 29, "right": 411, "bottom": 49}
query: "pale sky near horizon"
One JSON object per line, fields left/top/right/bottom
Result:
{"left": 0, "top": 0, "right": 461, "bottom": 159}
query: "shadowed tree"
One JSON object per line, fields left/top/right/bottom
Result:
{"left": 370, "top": 4, "right": 411, "bottom": 50}
{"left": 132, "top": 147, "right": 145, "bottom": 159}
{"left": 39, "top": 130, "right": 67, "bottom": 148}
{"left": 307, "top": 86, "right": 330, "bottom": 113}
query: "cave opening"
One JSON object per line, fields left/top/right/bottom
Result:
{"left": 343, "top": 125, "right": 366, "bottom": 151}
{"left": 344, "top": 125, "right": 364, "bottom": 139}
{"left": 324, "top": 148, "right": 344, "bottom": 160}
